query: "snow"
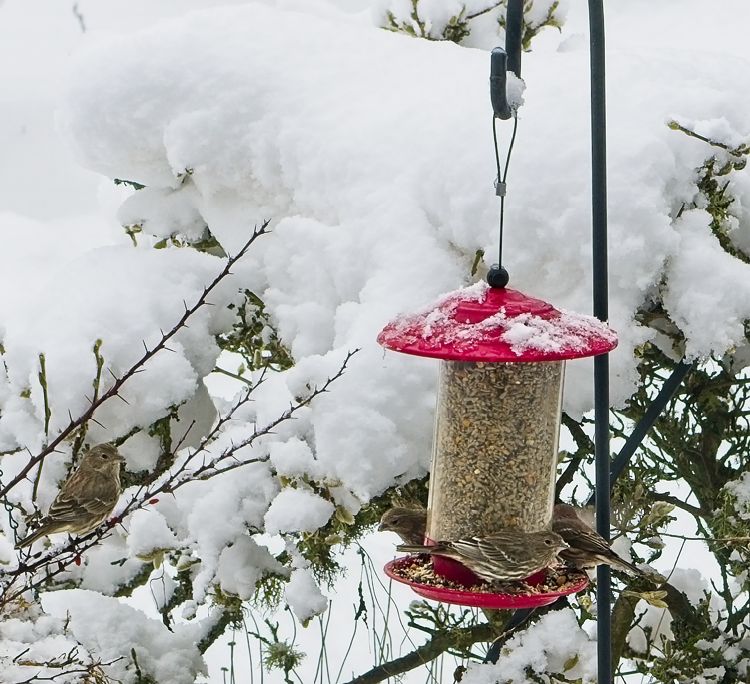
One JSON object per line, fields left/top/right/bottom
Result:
{"left": 126, "top": 509, "right": 178, "bottom": 560}
{"left": 668, "top": 567, "right": 714, "bottom": 608}
{"left": 42, "top": 590, "right": 208, "bottom": 683}
{"left": 524, "top": 0, "right": 565, "bottom": 29}
{"left": 462, "top": 609, "right": 597, "bottom": 683}
{"left": 501, "top": 311, "right": 611, "bottom": 354}
{"left": 373, "top": 0, "right": 465, "bottom": 39}
{"left": 505, "top": 72, "right": 526, "bottom": 111}
{"left": 180, "top": 462, "right": 280, "bottom": 601}
{"left": 724, "top": 471, "right": 750, "bottom": 520}
{"left": 0, "top": 245, "right": 238, "bottom": 459}
{"left": 0, "top": 610, "right": 90, "bottom": 684}
{"left": 80, "top": 533, "right": 151, "bottom": 595}
{"left": 269, "top": 437, "right": 323, "bottom": 480}
{"left": 117, "top": 184, "right": 208, "bottom": 244}
{"left": 118, "top": 429, "right": 162, "bottom": 473}
{"left": 0, "top": 534, "right": 15, "bottom": 566}
{"left": 216, "top": 536, "right": 286, "bottom": 600}
{"left": 663, "top": 209, "right": 750, "bottom": 360}
{"left": 264, "top": 488, "right": 335, "bottom": 534}
{"left": 284, "top": 567, "right": 329, "bottom": 621}
{"left": 56, "top": 0, "right": 750, "bottom": 424}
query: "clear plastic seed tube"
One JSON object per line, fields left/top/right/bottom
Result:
{"left": 427, "top": 360, "right": 564, "bottom": 541}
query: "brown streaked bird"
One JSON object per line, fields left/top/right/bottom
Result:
{"left": 397, "top": 529, "right": 568, "bottom": 583}
{"left": 553, "top": 503, "right": 642, "bottom": 576}
{"left": 16, "top": 443, "right": 125, "bottom": 549}
{"left": 378, "top": 506, "right": 427, "bottom": 546}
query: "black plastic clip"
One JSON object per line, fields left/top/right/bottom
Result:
{"left": 489, "top": 0, "right": 523, "bottom": 121}
{"left": 490, "top": 48, "right": 511, "bottom": 120}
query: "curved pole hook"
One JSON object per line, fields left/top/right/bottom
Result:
{"left": 489, "top": 0, "right": 523, "bottom": 120}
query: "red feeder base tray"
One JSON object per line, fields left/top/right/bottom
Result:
{"left": 384, "top": 555, "right": 588, "bottom": 609}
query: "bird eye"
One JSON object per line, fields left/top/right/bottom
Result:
{"left": 544, "top": 538, "right": 553, "bottom": 546}
{"left": 101, "top": 453, "right": 108, "bottom": 459}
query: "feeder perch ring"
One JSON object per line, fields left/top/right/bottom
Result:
{"left": 384, "top": 556, "right": 589, "bottom": 610}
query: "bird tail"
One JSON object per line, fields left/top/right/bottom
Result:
{"left": 15, "top": 526, "right": 49, "bottom": 549}
{"left": 611, "top": 556, "right": 666, "bottom": 583}
{"left": 609, "top": 555, "right": 643, "bottom": 577}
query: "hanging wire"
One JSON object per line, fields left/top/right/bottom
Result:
{"left": 491, "top": 113, "right": 519, "bottom": 270}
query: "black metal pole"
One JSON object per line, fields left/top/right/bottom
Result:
{"left": 505, "top": 0, "right": 523, "bottom": 77}
{"left": 588, "top": 1, "right": 611, "bottom": 683}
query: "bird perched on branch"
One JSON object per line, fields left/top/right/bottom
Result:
{"left": 553, "top": 503, "right": 643, "bottom": 576}
{"left": 397, "top": 529, "right": 568, "bottom": 583}
{"left": 378, "top": 506, "right": 427, "bottom": 546}
{"left": 16, "top": 443, "right": 125, "bottom": 549}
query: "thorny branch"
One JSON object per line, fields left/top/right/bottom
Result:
{"left": 1, "top": 348, "right": 357, "bottom": 609}
{"left": 0, "top": 220, "right": 270, "bottom": 501}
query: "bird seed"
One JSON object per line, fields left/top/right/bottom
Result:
{"left": 428, "top": 360, "right": 563, "bottom": 540}
{"left": 394, "top": 554, "right": 585, "bottom": 595}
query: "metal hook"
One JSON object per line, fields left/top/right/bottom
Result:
{"left": 489, "top": 0, "right": 524, "bottom": 120}
{"left": 490, "top": 48, "right": 511, "bottom": 120}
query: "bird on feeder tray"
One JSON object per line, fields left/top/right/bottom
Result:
{"left": 552, "top": 503, "right": 644, "bottom": 576}
{"left": 378, "top": 507, "right": 428, "bottom": 546}
{"left": 397, "top": 529, "right": 568, "bottom": 584}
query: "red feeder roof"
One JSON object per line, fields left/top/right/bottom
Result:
{"left": 377, "top": 282, "right": 617, "bottom": 363}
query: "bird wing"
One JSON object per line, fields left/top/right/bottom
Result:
{"left": 46, "top": 469, "right": 118, "bottom": 523}
{"left": 448, "top": 532, "right": 520, "bottom": 566}
{"left": 554, "top": 518, "right": 642, "bottom": 575}
{"left": 553, "top": 518, "right": 611, "bottom": 555}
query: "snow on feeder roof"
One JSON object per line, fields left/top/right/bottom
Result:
{"left": 377, "top": 281, "right": 617, "bottom": 363}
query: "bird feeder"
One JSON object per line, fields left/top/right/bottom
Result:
{"left": 378, "top": 281, "right": 616, "bottom": 607}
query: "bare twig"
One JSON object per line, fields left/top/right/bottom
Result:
{"left": 466, "top": 1, "right": 503, "bottom": 21}
{"left": 10, "top": 651, "right": 121, "bottom": 684}
{"left": 668, "top": 120, "right": 749, "bottom": 156}
{"left": 71, "top": 3, "right": 86, "bottom": 33}
{"left": 212, "top": 366, "right": 254, "bottom": 386}
{"left": 555, "top": 413, "right": 594, "bottom": 498}
{"left": 343, "top": 622, "right": 496, "bottom": 684}
{"left": 647, "top": 492, "right": 706, "bottom": 518}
